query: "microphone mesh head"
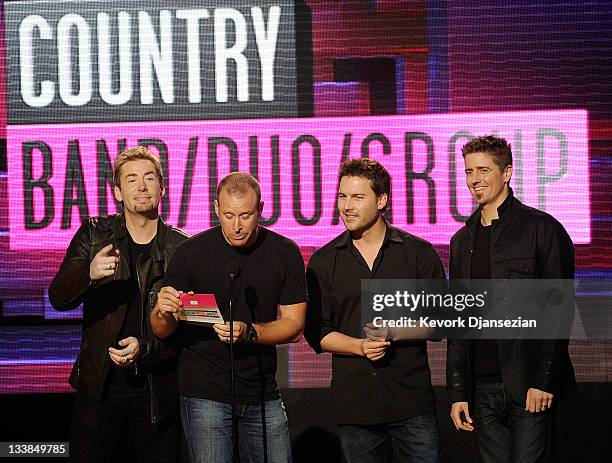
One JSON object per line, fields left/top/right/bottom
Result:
{"left": 226, "top": 261, "right": 240, "bottom": 278}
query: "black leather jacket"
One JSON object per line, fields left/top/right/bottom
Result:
{"left": 446, "top": 190, "right": 577, "bottom": 406}
{"left": 49, "top": 214, "right": 188, "bottom": 423}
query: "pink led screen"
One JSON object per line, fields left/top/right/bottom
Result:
{"left": 7, "top": 109, "right": 589, "bottom": 250}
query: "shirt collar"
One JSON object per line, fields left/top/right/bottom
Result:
{"left": 495, "top": 186, "right": 515, "bottom": 219}
{"left": 334, "top": 218, "right": 403, "bottom": 249}
{"left": 466, "top": 186, "right": 516, "bottom": 226}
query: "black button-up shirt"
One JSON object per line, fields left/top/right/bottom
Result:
{"left": 306, "top": 222, "right": 446, "bottom": 425}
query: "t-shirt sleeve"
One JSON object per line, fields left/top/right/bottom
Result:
{"left": 161, "top": 241, "right": 192, "bottom": 292}
{"left": 279, "top": 241, "right": 307, "bottom": 306}
{"left": 305, "top": 252, "right": 335, "bottom": 353}
{"left": 417, "top": 242, "right": 446, "bottom": 280}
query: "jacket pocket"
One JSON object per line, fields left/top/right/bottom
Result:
{"left": 505, "top": 257, "right": 537, "bottom": 278}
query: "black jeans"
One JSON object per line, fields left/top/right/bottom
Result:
{"left": 473, "top": 382, "right": 553, "bottom": 463}
{"left": 338, "top": 413, "right": 442, "bottom": 463}
{"left": 70, "top": 390, "right": 180, "bottom": 463}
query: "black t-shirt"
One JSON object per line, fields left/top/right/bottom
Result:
{"left": 471, "top": 221, "right": 502, "bottom": 383}
{"left": 162, "top": 226, "right": 307, "bottom": 404}
{"left": 107, "top": 235, "right": 153, "bottom": 392}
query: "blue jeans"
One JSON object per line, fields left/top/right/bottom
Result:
{"left": 473, "top": 382, "right": 553, "bottom": 463}
{"left": 180, "top": 396, "right": 291, "bottom": 463}
{"left": 338, "top": 413, "right": 441, "bottom": 463}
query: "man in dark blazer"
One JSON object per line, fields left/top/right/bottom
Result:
{"left": 446, "top": 135, "right": 576, "bottom": 463}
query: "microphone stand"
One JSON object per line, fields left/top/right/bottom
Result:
{"left": 228, "top": 272, "right": 238, "bottom": 463}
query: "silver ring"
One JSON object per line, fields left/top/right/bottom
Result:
{"left": 105, "top": 263, "right": 111, "bottom": 270}
{"left": 123, "top": 355, "right": 128, "bottom": 363}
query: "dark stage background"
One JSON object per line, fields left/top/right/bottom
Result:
{"left": 1, "top": 0, "right": 611, "bottom": 461}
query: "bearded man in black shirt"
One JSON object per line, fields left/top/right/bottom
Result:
{"left": 446, "top": 136, "right": 576, "bottom": 463}
{"left": 151, "top": 172, "right": 307, "bottom": 463}
{"left": 306, "top": 159, "right": 445, "bottom": 463}
{"left": 50, "top": 146, "right": 187, "bottom": 462}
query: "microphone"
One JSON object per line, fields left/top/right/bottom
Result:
{"left": 226, "top": 261, "right": 240, "bottom": 280}
{"left": 226, "top": 260, "right": 240, "bottom": 462}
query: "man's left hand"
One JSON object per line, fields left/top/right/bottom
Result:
{"left": 525, "top": 388, "right": 553, "bottom": 413}
{"left": 214, "top": 321, "right": 247, "bottom": 344}
{"left": 109, "top": 336, "right": 140, "bottom": 367}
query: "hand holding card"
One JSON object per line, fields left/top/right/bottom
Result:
{"left": 178, "top": 293, "right": 225, "bottom": 326}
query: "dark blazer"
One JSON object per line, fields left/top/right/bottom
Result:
{"left": 446, "top": 190, "right": 577, "bottom": 406}
{"left": 49, "top": 214, "right": 188, "bottom": 423}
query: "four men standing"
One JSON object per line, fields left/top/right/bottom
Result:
{"left": 52, "top": 137, "right": 575, "bottom": 462}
